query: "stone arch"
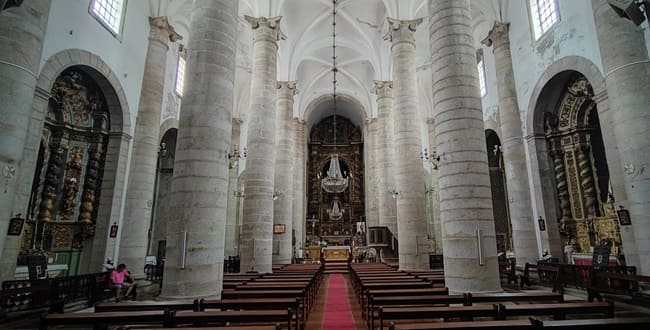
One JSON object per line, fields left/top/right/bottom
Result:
{"left": 159, "top": 118, "right": 179, "bottom": 143}
{"left": 485, "top": 129, "right": 512, "bottom": 252}
{"left": 37, "top": 49, "right": 132, "bottom": 134}
{"left": 302, "top": 93, "right": 368, "bottom": 134}
{"left": 524, "top": 56, "right": 612, "bottom": 261}
{"left": 526, "top": 56, "right": 605, "bottom": 137}
{"left": 32, "top": 49, "right": 133, "bottom": 272}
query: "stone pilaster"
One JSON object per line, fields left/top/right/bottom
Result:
{"left": 592, "top": 0, "right": 650, "bottom": 275}
{"left": 373, "top": 81, "right": 398, "bottom": 231}
{"left": 119, "top": 16, "right": 181, "bottom": 276}
{"left": 292, "top": 118, "right": 307, "bottom": 252}
{"left": 426, "top": 119, "right": 443, "bottom": 253}
{"left": 240, "top": 16, "right": 285, "bottom": 274}
{"left": 273, "top": 81, "right": 297, "bottom": 264}
{"left": 429, "top": 0, "right": 501, "bottom": 292}
{"left": 225, "top": 118, "right": 243, "bottom": 258}
{"left": 482, "top": 22, "right": 538, "bottom": 265}
{"left": 160, "top": 0, "right": 238, "bottom": 299}
{"left": 385, "top": 18, "right": 429, "bottom": 270}
{"left": 0, "top": 0, "right": 51, "bottom": 264}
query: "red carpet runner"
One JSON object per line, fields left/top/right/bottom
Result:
{"left": 322, "top": 274, "right": 356, "bottom": 329}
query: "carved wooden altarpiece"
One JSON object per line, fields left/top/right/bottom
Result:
{"left": 308, "top": 116, "right": 364, "bottom": 245}
{"left": 22, "top": 68, "right": 110, "bottom": 259}
{"left": 545, "top": 73, "right": 621, "bottom": 254}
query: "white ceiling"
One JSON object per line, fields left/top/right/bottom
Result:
{"left": 157, "top": 0, "right": 506, "bottom": 127}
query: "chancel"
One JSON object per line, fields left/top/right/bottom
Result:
{"left": 1, "top": 0, "right": 649, "bottom": 329}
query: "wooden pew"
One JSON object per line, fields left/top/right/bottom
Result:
{"left": 587, "top": 271, "right": 650, "bottom": 302}
{"left": 389, "top": 319, "right": 533, "bottom": 330}
{"left": 40, "top": 310, "right": 165, "bottom": 330}
{"left": 368, "top": 294, "right": 465, "bottom": 328}
{"left": 378, "top": 305, "right": 499, "bottom": 330}
{"left": 498, "top": 302, "right": 614, "bottom": 320}
{"left": 167, "top": 309, "right": 293, "bottom": 329}
{"left": 200, "top": 298, "right": 302, "bottom": 330}
{"left": 467, "top": 291, "right": 564, "bottom": 304}
{"left": 133, "top": 327, "right": 279, "bottom": 330}
{"left": 361, "top": 287, "right": 449, "bottom": 319}
{"left": 95, "top": 300, "right": 198, "bottom": 312}
{"left": 531, "top": 316, "right": 650, "bottom": 329}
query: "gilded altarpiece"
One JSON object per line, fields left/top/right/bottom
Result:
{"left": 22, "top": 69, "right": 110, "bottom": 269}
{"left": 308, "top": 116, "right": 364, "bottom": 244}
{"left": 545, "top": 74, "right": 621, "bottom": 254}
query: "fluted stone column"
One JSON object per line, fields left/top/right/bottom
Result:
{"left": 592, "top": 0, "right": 650, "bottom": 275}
{"left": 292, "top": 119, "right": 307, "bottom": 252}
{"left": 240, "top": 16, "right": 285, "bottom": 274}
{"left": 160, "top": 0, "right": 238, "bottom": 299}
{"left": 225, "top": 118, "right": 242, "bottom": 258}
{"left": 482, "top": 22, "right": 538, "bottom": 265}
{"left": 273, "top": 81, "right": 296, "bottom": 264}
{"left": 385, "top": 18, "right": 429, "bottom": 270}
{"left": 120, "top": 17, "right": 181, "bottom": 276}
{"left": 373, "top": 81, "right": 398, "bottom": 230}
{"left": 426, "top": 119, "right": 443, "bottom": 253}
{"left": 0, "top": 0, "right": 51, "bottom": 260}
{"left": 429, "top": 0, "right": 501, "bottom": 292}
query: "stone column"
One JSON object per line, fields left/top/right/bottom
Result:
{"left": 225, "top": 118, "right": 242, "bottom": 258}
{"left": 119, "top": 17, "right": 181, "bottom": 276}
{"left": 240, "top": 16, "right": 285, "bottom": 274}
{"left": 482, "top": 22, "right": 538, "bottom": 265}
{"left": 592, "top": 0, "right": 650, "bottom": 275}
{"left": 429, "top": 0, "right": 501, "bottom": 292}
{"left": 385, "top": 18, "right": 430, "bottom": 270}
{"left": 273, "top": 81, "right": 296, "bottom": 264}
{"left": 0, "top": 0, "right": 51, "bottom": 259}
{"left": 160, "top": 0, "right": 238, "bottom": 299}
{"left": 373, "top": 81, "right": 398, "bottom": 231}
{"left": 426, "top": 119, "right": 443, "bottom": 253}
{"left": 292, "top": 119, "right": 306, "bottom": 253}
{"left": 364, "top": 118, "right": 379, "bottom": 227}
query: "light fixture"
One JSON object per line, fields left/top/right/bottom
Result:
{"left": 420, "top": 148, "right": 441, "bottom": 170}
{"left": 273, "top": 190, "right": 283, "bottom": 201}
{"left": 226, "top": 144, "right": 247, "bottom": 169}
{"left": 320, "top": 0, "right": 349, "bottom": 194}
{"left": 389, "top": 189, "right": 399, "bottom": 199}
{"left": 328, "top": 199, "right": 344, "bottom": 220}
{"left": 493, "top": 144, "right": 502, "bottom": 155}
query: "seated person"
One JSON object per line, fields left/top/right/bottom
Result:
{"left": 110, "top": 263, "right": 134, "bottom": 302}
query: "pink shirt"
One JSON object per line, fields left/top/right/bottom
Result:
{"left": 110, "top": 269, "right": 127, "bottom": 284}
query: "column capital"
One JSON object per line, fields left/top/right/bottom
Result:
{"left": 372, "top": 80, "right": 393, "bottom": 99}
{"left": 481, "top": 21, "right": 510, "bottom": 49}
{"left": 245, "top": 16, "right": 286, "bottom": 43}
{"left": 277, "top": 81, "right": 298, "bottom": 96}
{"left": 149, "top": 16, "right": 182, "bottom": 46}
{"left": 426, "top": 118, "right": 435, "bottom": 125}
{"left": 292, "top": 117, "right": 306, "bottom": 125}
{"left": 384, "top": 17, "right": 423, "bottom": 45}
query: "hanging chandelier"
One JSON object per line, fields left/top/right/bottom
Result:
{"left": 321, "top": 0, "right": 349, "bottom": 194}
{"left": 328, "top": 199, "right": 344, "bottom": 220}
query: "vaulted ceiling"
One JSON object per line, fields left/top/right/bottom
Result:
{"left": 154, "top": 0, "right": 509, "bottom": 127}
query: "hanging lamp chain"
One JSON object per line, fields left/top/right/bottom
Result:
{"left": 332, "top": 0, "right": 337, "bottom": 147}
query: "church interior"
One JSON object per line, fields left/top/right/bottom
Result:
{"left": 1, "top": 0, "right": 649, "bottom": 329}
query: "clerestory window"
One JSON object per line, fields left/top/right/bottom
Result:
{"left": 89, "top": 0, "right": 127, "bottom": 36}
{"left": 529, "top": 0, "right": 560, "bottom": 40}
{"left": 175, "top": 54, "right": 186, "bottom": 97}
